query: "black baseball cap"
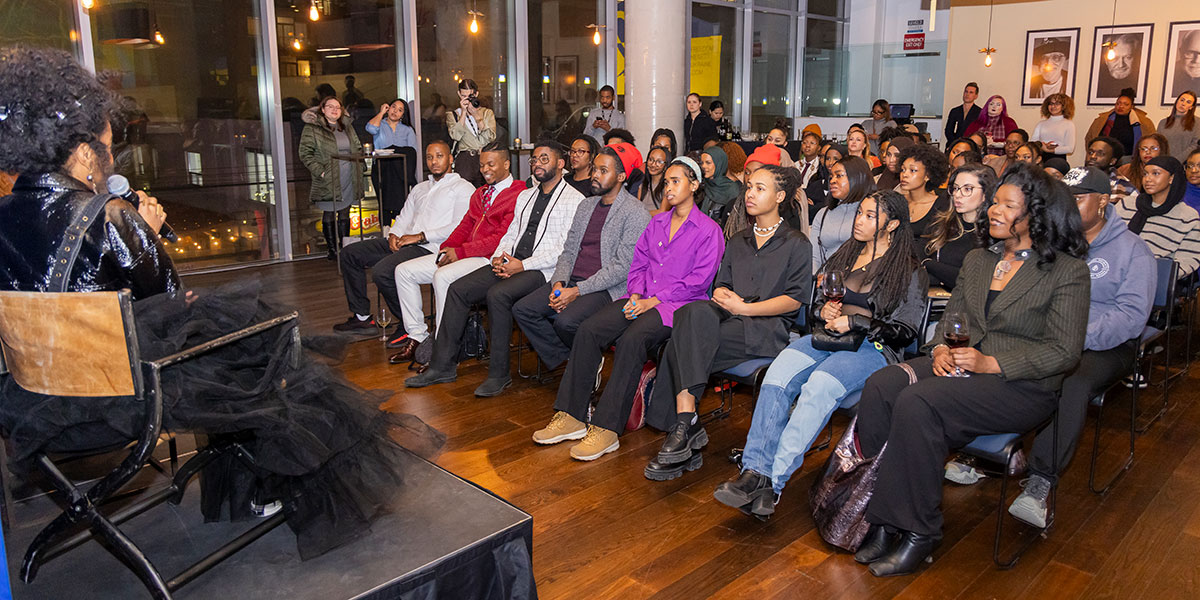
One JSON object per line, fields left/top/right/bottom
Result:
{"left": 1063, "top": 167, "right": 1111, "bottom": 195}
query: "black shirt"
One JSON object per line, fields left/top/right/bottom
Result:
{"left": 1108, "top": 114, "right": 1135, "bottom": 157}
{"left": 924, "top": 219, "right": 980, "bottom": 290}
{"left": 911, "top": 191, "right": 951, "bottom": 243}
{"left": 514, "top": 184, "right": 555, "bottom": 260}
{"left": 713, "top": 223, "right": 813, "bottom": 357}
{"left": 567, "top": 173, "right": 593, "bottom": 196}
{"left": 684, "top": 113, "right": 718, "bottom": 153}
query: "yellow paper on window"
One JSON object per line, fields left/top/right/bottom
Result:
{"left": 690, "top": 35, "right": 722, "bottom": 98}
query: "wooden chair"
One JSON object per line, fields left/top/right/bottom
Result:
{"left": 0, "top": 288, "right": 300, "bottom": 599}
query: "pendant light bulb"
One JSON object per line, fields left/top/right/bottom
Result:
{"left": 1106, "top": 46, "right": 1117, "bottom": 61}
{"left": 153, "top": 25, "right": 165, "bottom": 45}
{"left": 81, "top": 0, "right": 94, "bottom": 9}
{"left": 308, "top": 2, "right": 320, "bottom": 22}
{"left": 984, "top": 52, "right": 993, "bottom": 67}
{"left": 593, "top": 30, "right": 601, "bottom": 45}
{"left": 292, "top": 38, "right": 302, "bottom": 51}
{"left": 470, "top": 16, "right": 478, "bottom": 33}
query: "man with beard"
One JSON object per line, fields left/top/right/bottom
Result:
{"left": 1029, "top": 38, "right": 1070, "bottom": 99}
{"left": 405, "top": 141, "right": 585, "bottom": 396}
{"left": 583, "top": 85, "right": 627, "bottom": 144}
{"left": 511, "top": 145, "right": 652, "bottom": 385}
{"left": 1084, "top": 136, "right": 1136, "bottom": 197}
{"left": 1097, "top": 34, "right": 1141, "bottom": 99}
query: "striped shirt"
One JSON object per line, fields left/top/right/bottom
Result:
{"left": 1114, "top": 193, "right": 1200, "bottom": 277}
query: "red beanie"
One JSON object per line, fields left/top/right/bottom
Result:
{"left": 745, "top": 143, "right": 782, "bottom": 167}
{"left": 606, "top": 142, "right": 644, "bottom": 180}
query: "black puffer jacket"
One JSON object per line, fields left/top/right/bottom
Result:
{"left": 0, "top": 172, "right": 179, "bottom": 299}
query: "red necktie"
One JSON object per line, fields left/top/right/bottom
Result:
{"left": 481, "top": 185, "right": 495, "bottom": 211}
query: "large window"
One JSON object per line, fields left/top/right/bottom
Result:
{"left": 0, "top": 0, "right": 79, "bottom": 54}
{"left": 528, "top": 0, "right": 601, "bottom": 145}
{"left": 276, "top": 0, "right": 399, "bottom": 257}
{"left": 802, "top": 16, "right": 847, "bottom": 117}
{"left": 749, "top": 10, "right": 795, "bottom": 132}
{"left": 90, "top": 0, "right": 277, "bottom": 269}
{"left": 690, "top": 3, "right": 740, "bottom": 125}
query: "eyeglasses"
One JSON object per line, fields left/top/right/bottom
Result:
{"left": 1186, "top": 162, "right": 1200, "bottom": 172}
{"left": 1140, "top": 146, "right": 1161, "bottom": 153}
{"left": 568, "top": 149, "right": 590, "bottom": 156}
{"left": 1048, "top": 100, "right": 1063, "bottom": 106}
{"left": 646, "top": 157, "right": 666, "bottom": 166}
{"left": 951, "top": 184, "right": 979, "bottom": 196}
{"left": 871, "top": 110, "right": 886, "bottom": 115}
{"left": 530, "top": 155, "right": 554, "bottom": 165}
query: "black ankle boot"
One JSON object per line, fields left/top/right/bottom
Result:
{"left": 321, "top": 215, "right": 338, "bottom": 259}
{"left": 868, "top": 530, "right": 941, "bottom": 577}
{"left": 713, "top": 470, "right": 774, "bottom": 513}
{"left": 854, "top": 524, "right": 901, "bottom": 564}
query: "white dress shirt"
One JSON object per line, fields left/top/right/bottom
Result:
{"left": 389, "top": 171, "right": 477, "bottom": 253}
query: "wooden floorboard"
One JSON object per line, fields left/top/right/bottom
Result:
{"left": 183, "top": 259, "right": 1200, "bottom": 600}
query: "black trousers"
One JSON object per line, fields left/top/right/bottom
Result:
{"left": 1029, "top": 341, "right": 1137, "bottom": 482}
{"left": 858, "top": 356, "right": 1056, "bottom": 536}
{"left": 430, "top": 265, "right": 546, "bottom": 379}
{"left": 554, "top": 300, "right": 671, "bottom": 434}
{"left": 644, "top": 301, "right": 752, "bottom": 431}
{"left": 454, "top": 151, "right": 484, "bottom": 187}
{"left": 511, "top": 282, "right": 613, "bottom": 370}
{"left": 339, "top": 239, "right": 431, "bottom": 317}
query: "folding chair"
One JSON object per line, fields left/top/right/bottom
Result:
{"left": 1131, "top": 258, "right": 1179, "bottom": 433}
{"left": 0, "top": 289, "right": 300, "bottom": 599}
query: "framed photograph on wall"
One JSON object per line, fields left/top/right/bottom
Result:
{"left": 554, "top": 55, "right": 578, "bottom": 105}
{"left": 1088, "top": 24, "right": 1154, "bottom": 106}
{"left": 1022, "top": 28, "right": 1080, "bottom": 106}
{"left": 1163, "top": 20, "right": 1200, "bottom": 105}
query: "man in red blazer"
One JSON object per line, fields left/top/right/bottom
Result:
{"left": 389, "top": 142, "right": 527, "bottom": 365}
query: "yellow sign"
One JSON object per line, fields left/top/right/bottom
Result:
{"left": 690, "top": 35, "right": 722, "bottom": 97}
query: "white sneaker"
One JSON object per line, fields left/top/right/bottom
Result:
{"left": 944, "top": 458, "right": 984, "bottom": 485}
{"left": 1008, "top": 474, "right": 1053, "bottom": 528}
{"left": 250, "top": 499, "right": 283, "bottom": 518}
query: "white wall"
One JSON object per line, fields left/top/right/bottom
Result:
{"left": 943, "top": 0, "right": 1184, "bottom": 164}
{"left": 845, "top": 0, "right": 950, "bottom": 117}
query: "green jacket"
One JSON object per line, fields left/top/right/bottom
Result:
{"left": 298, "top": 106, "right": 363, "bottom": 205}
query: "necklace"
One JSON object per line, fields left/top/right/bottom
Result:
{"left": 991, "top": 247, "right": 1033, "bottom": 279}
{"left": 753, "top": 217, "right": 784, "bottom": 236}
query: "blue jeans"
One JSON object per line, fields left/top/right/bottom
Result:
{"left": 740, "top": 335, "right": 887, "bottom": 493}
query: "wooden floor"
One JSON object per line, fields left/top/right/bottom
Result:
{"left": 186, "top": 259, "right": 1200, "bottom": 600}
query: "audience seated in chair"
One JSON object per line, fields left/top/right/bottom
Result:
{"left": 404, "top": 141, "right": 584, "bottom": 396}
{"left": 923, "top": 163, "right": 997, "bottom": 291}
{"left": 844, "top": 163, "right": 1090, "bottom": 577}
{"left": 388, "top": 143, "right": 526, "bottom": 366}
{"left": 1113, "top": 155, "right": 1200, "bottom": 278}
{"left": 643, "top": 165, "right": 812, "bottom": 482}
{"left": 333, "top": 140, "right": 474, "bottom": 338}
{"left": 512, "top": 147, "right": 650, "bottom": 378}
{"left": 713, "top": 190, "right": 926, "bottom": 520}
{"left": 532, "top": 157, "right": 724, "bottom": 461}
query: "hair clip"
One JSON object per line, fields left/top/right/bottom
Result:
{"left": 55, "top": 111, "right": 66, "bottom": 120}
{"left": 0, "top": 106, "right": 7, "bottom": 121}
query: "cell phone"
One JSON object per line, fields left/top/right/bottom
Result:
{"left": 501, "top": 256, "right": 510, "bottom": 264}
{"left": 436, "top": 251, "right": 447, "bottom": 263}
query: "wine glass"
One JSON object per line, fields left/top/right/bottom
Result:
{"left": 823, "top": 270, "right": 846, "bottom": 303}
{"left": 376, "top": 296, "right": 393, "bottom": 342}
{"left": 942, "top": 311, "right": 970, "bottom": 377}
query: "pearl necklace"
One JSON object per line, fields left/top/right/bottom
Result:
{"left": 754, "top": 217, "right": 784, "bottom": 236}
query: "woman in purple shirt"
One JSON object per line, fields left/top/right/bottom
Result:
{"left": 533, "top": 157, "right": 725, "bottom": 461}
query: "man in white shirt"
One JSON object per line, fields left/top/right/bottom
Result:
{"left": 583, "top": 85, "right": 627, "bottom": 144}
{"left": 333, "top": 140, "right": 475, "bottom": 334}
{"left": 796, "top": 130, "right": 823, "bottom": 188}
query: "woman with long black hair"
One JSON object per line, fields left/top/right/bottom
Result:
{"left": 639, "top": 146, "right": 671, "bottom": 214}
{"left": 923, "top": 163, "right": 998, "bottom": 289}
{"left": 848, "top": 162, "right": 1090, "bottom": 577}
{"left": 811, "top": 156, "right": 875, "bottom": 273}
{"left": 713, "top": 190, "right": 927, "bottom": 519}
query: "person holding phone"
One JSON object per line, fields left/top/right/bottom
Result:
{"left": 583, "top": 85, "right": 626, "bottom": 144}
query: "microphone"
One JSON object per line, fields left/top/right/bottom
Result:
{"left": 107, "top": 175, "right": 178, "bottom": 243}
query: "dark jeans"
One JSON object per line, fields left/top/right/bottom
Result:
{"left": 1029, "top": 341, "right": 1137, "bottom": 483}
{"left": 858, "top": 356, "right": 1056, "bottom": 536}
{"left": 339, "top": 239, "right": 431, "bottom": 317}
{"left": 553, "top": 300, "right": 671, "bottom": 434}
{"left": 430, "top": 265, "right": 546, "bottom": 379}
{"left": 644, "top": 301, "right": 752, "bottom": 431}
{"left": 511, "top": 283, "right": 613, "bottom": 370}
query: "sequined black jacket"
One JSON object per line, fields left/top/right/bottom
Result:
{"left": 0, "top": 172, "right": 180, "bottom": 299}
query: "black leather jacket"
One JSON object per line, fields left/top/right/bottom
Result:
{"left": 0, "top": 172, "right": 180, "bottom": 299}
{"left": 811, "top": 265, "right": 928, "bottom": 364}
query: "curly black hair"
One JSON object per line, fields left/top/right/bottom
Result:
{"left": 986, "top": 162, "right": 1088, "bottom": 267}
{"left": 0, "top": 45, "right": 118, "bottom": 175}
{"left": 603, "top": 128, "right": 636, "bottom": 146}
{"left": 897, "top": 143, "right": 951, "bottom": 192}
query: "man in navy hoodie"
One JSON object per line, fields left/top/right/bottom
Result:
{"left": 1008, "top": 167, "right": 1157, "bottom": 528}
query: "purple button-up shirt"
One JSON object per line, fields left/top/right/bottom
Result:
{"left": 626, "top": 207, "right": 725, "bottom": 327}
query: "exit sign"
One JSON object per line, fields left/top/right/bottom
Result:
{"left": 904, "top": 33, "right": 925, "bottom": 50}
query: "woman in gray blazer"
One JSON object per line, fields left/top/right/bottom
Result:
{"left": 848, "top": 163, "right": 1091, "bottom": 577}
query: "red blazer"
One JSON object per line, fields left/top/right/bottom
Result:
{"left": 440, "top": 179, "right": 527, "bottom": 259}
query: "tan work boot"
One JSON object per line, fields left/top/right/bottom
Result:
{"left": 569, "top": 425, "right": 619, "bottom": 461}
{"left": 533, "top": 411, "right": 588, "bottom": 445}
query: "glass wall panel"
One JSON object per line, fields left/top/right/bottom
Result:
{"left": 807, "top": 0, "right": 843, "bottom": 19}
{"left": 90, "top": 0, "right": 276, "bottom": 270}
{"left": 0, "top": 0, "right": 79, "bottom": 53}
{"left": 528, "top": 0, "right": 601, "bottom": 145}
{"left": 802, "top": 17, "right": 847, "bottom": 117}
{"left": 755, "top": 0, "right": 798, "bottom": 11}
{"left": 749, "top": 11, "right": 793, "bottom": 133}
{"left": 690, "top": 3, "right": 740, "bottom": 129}
{"left": 415, "top": 0, "right": 511, "bottom": 146}
{"left": 276, "top": 0, "right": 399, "bottom": 257}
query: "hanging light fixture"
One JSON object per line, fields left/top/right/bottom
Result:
{"left": 468, "top": 0, "right": 481, "bottom": 34}
{"left": 586, "top": 24, "right": 605, "bottom": 46}
{"left": 1105, "top": 0, "right": 1119, "bottom": 60}
{"left": 979, "top": 0, "right": 996, "bottom": 67}
{"left": 929, "top": 0, "right": 936, "bottom": 33}
{"left": 308, "top": 0, "right": 320, "bottom": 22}
{"left": 153, "top": 22, "right": 165, "bottom": 45}
{"left": 81, "top": 0, "right": 95, "bottom": 9}
{"left": 292, "top": 38, "right": 302, "bottom": 51}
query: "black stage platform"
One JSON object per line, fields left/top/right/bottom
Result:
{"left": 3, "top": 448, "right": 535, "bottom": 599}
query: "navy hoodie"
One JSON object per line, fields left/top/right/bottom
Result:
{"left": 1085, "top": 204, "right": 1156, "bottom": 352}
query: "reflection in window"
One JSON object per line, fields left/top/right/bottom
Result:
{"left": 528, "top": 0, "right": 601, "bottom": 145}
{"left": 750, "top": 11, "right": 795, "bottom": 133}
{"left": 691, "top": 3, "right": 740, "bottom": 128}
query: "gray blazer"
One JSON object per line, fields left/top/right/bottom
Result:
{"left": 551, "top": 188, "right": 651, "bottom": 300}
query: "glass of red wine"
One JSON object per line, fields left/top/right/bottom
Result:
{"left": 942, "top": 311, "right": 970, "bottom": 377}
{"left": 823, "top": 270, "right": 846, "bottom": 303}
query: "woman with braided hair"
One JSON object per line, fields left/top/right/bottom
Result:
{"left": 644, "top": 165, "right": 813, "bottom": 482}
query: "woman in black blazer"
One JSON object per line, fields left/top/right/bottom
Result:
{"left": 847, "top": 163, "right": 1091, "bottom": 577}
